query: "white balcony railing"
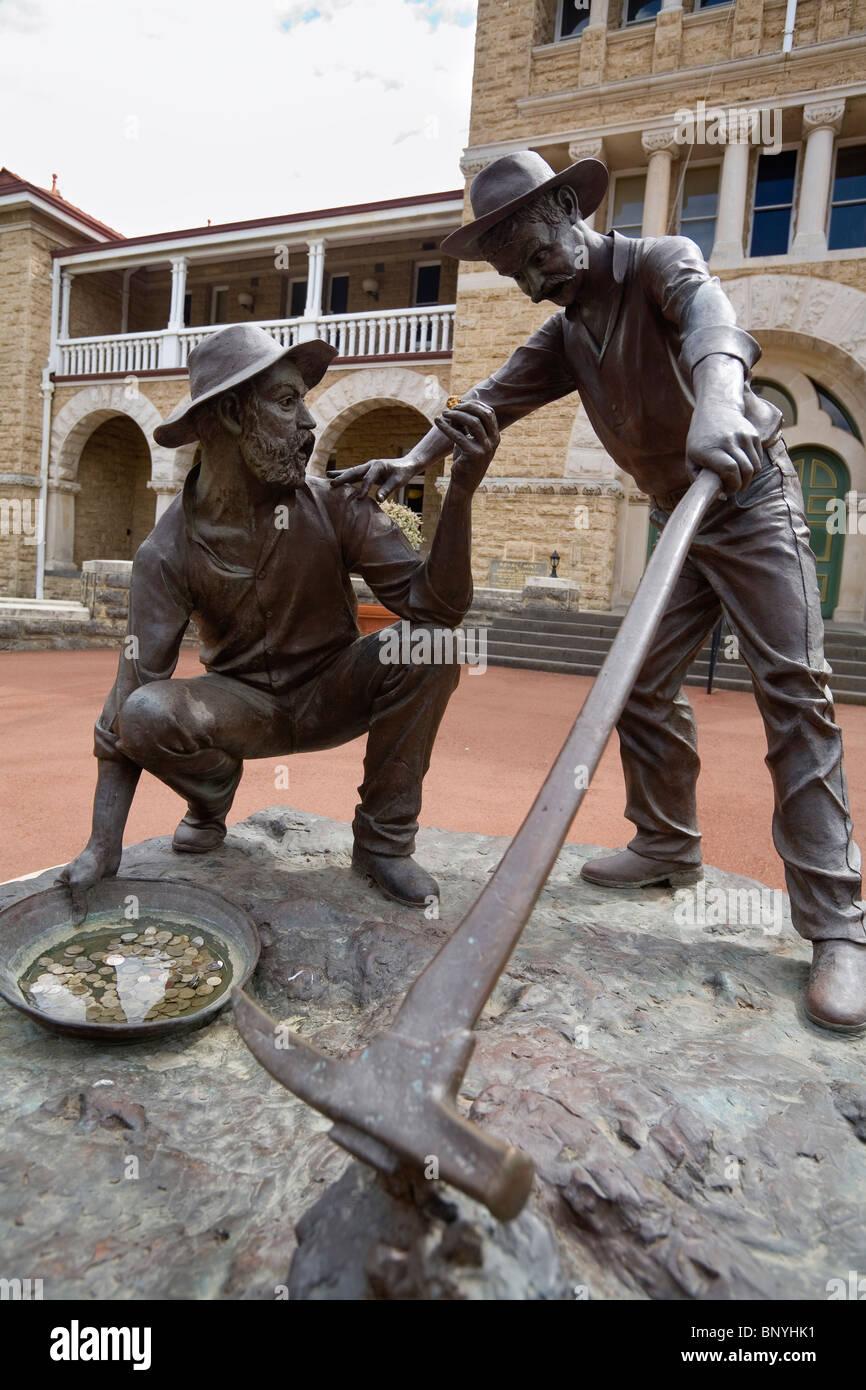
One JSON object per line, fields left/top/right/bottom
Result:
{"left": 58, "top": 330, "right": 163, "bottom": 375}
{"left": 56, "top": 305, "right": 456, "bottom": 377}
{"left": 313, "top": 304, "right": 455, "bottom": 356}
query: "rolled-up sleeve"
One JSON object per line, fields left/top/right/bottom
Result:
{"left": 461, "top": 313, "right": 577, "bottom": 427}
{"left": 94, "top": 536, "right": 192, "bottom": 761}
{"left": 341, "top": 489, "right": 467, "bottom": 627}
{"left": 640, "top": 236, "right": 761, "bottom": 382}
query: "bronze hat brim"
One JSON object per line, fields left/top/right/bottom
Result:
{"left": 440, "top": 157, "right": 609, "bottom": 261}
{"left": 153, "top": 338, "right": 338, "bottom": 449}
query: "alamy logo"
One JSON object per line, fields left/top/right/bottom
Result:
{"left": 826, "top": 1271, "right": 866, "bottom": 1300}
{"left": 378, "top": 621, "right": 487, "bottom": 674}
{"left": 0, "top": 497, "right": 42, "bottom": 544}
{"left": 673, "top": 882, "right": 790, "bottom": 935}
{"left": 673, "top": 99, "right": 782, "bottom": 155}
{"left": 0, "top": 1276, "right": 43, "bottom": 1299}
{"left": 827, "top": 493, "right": 866, "bottom": 534}
{"left": 50, "top": 1320, "right": 152, "bottom": 1370}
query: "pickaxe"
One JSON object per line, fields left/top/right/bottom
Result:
{"left": 233, "top": 470, "right": 722, "bottom": 1221}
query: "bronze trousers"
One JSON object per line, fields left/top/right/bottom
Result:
{"left": 116, "top": 622, "right": 461, "bottom": 858}
{"left": 619, "top": 446, "right": 866, "bottom": 944}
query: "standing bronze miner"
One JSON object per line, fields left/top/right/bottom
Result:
{"left": 334, "top": 151, "right": 866, "bottom": 1033}
{"left": 60, "top": 325, "right": 499, "bottom": 915}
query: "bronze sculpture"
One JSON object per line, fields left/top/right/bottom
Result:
{"left": 234, "top": 465, "right": 722, "bottom": 1220}
{"left": 333, "top": 151, "right": 866, "bottom": 1034}
{"left": 59, "top": 324, "right": 500, "bottom": 916}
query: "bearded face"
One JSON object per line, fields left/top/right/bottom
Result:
{"left": 238, "top": 388, "right": 314, "bottom": 488}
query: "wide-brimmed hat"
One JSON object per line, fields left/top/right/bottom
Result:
{"left": 154, "top": 325, "right": 338, "bottom": 448}
{"left": 441, "top": 150, "right": 608, "bottom": 261}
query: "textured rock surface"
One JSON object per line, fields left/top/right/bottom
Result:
{"left": 0, "top": 807, "right": 864, "bottom": 1300}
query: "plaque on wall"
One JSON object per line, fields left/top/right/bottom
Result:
{"left": 487, "top": 557, "right": 547, "bottom": 589}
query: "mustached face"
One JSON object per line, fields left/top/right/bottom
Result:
{"left": 487, "top": 215, "right": 587, "bottom": 307}
{"left": 237, "top": 360, "right": 317, "bottom": 488}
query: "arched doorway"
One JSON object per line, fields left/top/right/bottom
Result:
{"left": 789, "top": 445, "right": 849, "bottom": 618}
{"left": 327, "top": 403, "right": 442, "bottom": 547}
{"left": 73, "top": 416, "right": 154, "bottom": 566}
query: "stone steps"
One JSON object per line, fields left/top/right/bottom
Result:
{"left": 479, "top": 609, "right": 866, "bottom": 705}
{"left": 0, "top": 597, "right": 91, "bottom": 622}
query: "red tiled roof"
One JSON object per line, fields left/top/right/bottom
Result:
{"left": 0, "top": 167, "right": 121, "bottom": 239}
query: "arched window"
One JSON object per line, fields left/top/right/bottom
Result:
{"left": 807, "top": 378, "right": 863, "bottom": 442}
{"left": 752, "top": 379, "right": 797, "bottom": 428}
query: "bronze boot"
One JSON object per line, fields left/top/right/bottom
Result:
{"left": 352, "top": 845, "right": 439, "bottom": 909}
{"left": 172, "top": 812, "right": 228, "bottom": 854}
{"left": 580, "top": 847, "right": 702, "bottom": 889}
{"left": 805, "top": 939, "right": 866, "bottom": 1034}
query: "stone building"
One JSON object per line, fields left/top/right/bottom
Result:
{"left": 0, "top": 170, "right": 461, "bottom": 602}
{"left": 1, "top": 0, "right": 865, "bottom": 626}
{"left": 451, "top": 0, "right": 866, "bottom": 620}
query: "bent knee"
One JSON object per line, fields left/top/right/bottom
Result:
{"left": 115, "top": 682, "right": 180, "bottom": 758}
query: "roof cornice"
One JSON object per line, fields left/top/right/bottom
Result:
{"left": 52, "top": 189, "right": 464, "bottom": 268}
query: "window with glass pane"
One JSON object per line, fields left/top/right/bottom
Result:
{"left": 678, "top": 165, "right": 719, "bottom": 260}
{"left": 828, "top": 145, "right": 866, "bottom": 251}
{"left": 610, "top": 174, "right": 645, "bottom": 238}
{"left": 289, "top": 279, "right": 307, "bottom": 317}
{"left": 694, "top": 0, "right": 732, "bottom": 7}
{"left": 328, "top": 274, "right": 349, "bottom": 315}
{"left": 414, "top": 263, "right": 441, "bottom": 305}
{"left": 749, "top": 149, "right": 797, "bottom": 257}
{"left": 752, "top": 379, "right": 796, "bottom": 428}
{"left": 808, "top": 377, "right": 863, "bottom": 441}
{"left": 623, "top": 0, "right": 661, "bottom": 23}
{"left": 557, "top": 0, "right": 590, "bottom": 38}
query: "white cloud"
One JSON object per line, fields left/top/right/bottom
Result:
{"left": 0, "top": 0, "right": 45, "bottom": 33}
{"left": 0, "top": 0, "right": 476, "bottom": 235}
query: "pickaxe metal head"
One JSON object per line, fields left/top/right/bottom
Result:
{"left": 232, "top": 989, "right": 535, "bottom": 1221}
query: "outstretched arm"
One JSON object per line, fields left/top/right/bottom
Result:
{"left": 346, "top": 403, "right": 501, "bottom": 624}
{"left": 329, "top": 316, "right": 574, "bottom": 502}
{"left": 328, "top": 416, "right": 456, "bottom": 504}
{"left": 421, "top": 402, "right": 500, "bottom": 616}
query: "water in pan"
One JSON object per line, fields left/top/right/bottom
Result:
{"left": 18, "top": 913, "right": 233, "bottom": 1026}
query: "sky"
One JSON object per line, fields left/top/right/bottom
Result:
{"left": 0, "top": 0, "right": 477, "bottom": 237}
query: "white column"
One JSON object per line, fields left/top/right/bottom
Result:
{"left": 304, "top": 239, "right": 325, "bottom": 318}
{"left": 48, "top": 260, "right": 62, "bottom": 372}
{"left": 162, "top": 256, "right": 187, "bottom": 368}
{"left": 298, "top": 238, "right": 326, "bottom": 342}
{"left": 641, "top": 130, "right": 678, "bottom": 237}
{"left": 568, "top": 137, "right": 605, "bottom": 230}
{"left": 587, "top": 0, "right": 610, "bottom": 25}
{"left": 45, "top": 479, "right": 80, "bottom": 573}
{"left": 709, "top": 138, "right": 751, "bottom": 267}
{"left": 459, "top": 153, "right": 492, "bottom": 180}
{"left": 59, "top": 271, "right": 72, "bottom": 340}
{"left": 167, "top": 256, "right": 188, "bottom": 330}
{"left": 147, "top": 481, "right": 180, "bottom": 522}
{"left": 790, "top": 100, "right": 845, "bottom": 258}
{"left": 660, "top": 0, "right": 682, "bottom": 9}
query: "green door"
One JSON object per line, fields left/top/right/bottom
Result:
{"left": 790, "top": 446, "right": 849, "bottom": 619}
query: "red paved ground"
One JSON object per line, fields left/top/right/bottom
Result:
{"left": 2, "top": 648, "right": 865, "bottom": 889}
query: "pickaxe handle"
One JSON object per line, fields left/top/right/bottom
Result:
{"left": 233, "top": 471, "right": 721, "bottom": 1222}
{"left": 392, "top": 470, "right": 722, "bottom": 1041}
